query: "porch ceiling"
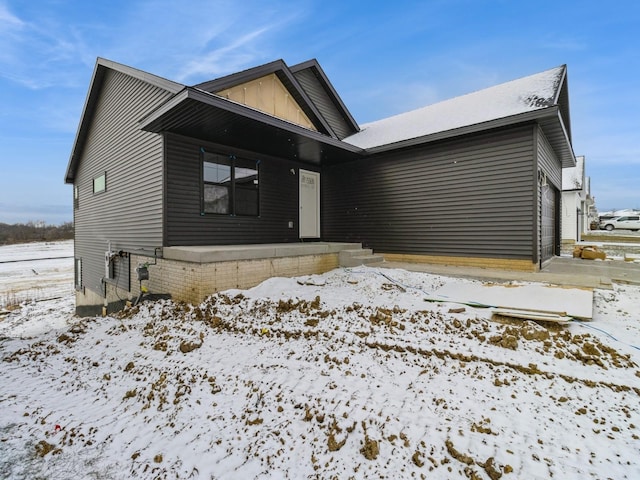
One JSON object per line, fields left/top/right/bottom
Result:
{"left": 140, "top": 88, "right": 364, "bottom": 165}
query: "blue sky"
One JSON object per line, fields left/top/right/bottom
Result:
{"left": 0, "top": 0, "right": 639, "bottom": 224}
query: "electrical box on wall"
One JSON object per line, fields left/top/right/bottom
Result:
{"left": 105, "top": 251, "right": 116, "bottom": 279}
{"left": 288, "top": 221, "right": 294, "bottom": 229}
{"left": 136, "top": 264, "right": 149, "bottom": 281}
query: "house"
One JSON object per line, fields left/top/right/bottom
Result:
{"left": 65, "top": 57, "right": 575, "bottom": 315}
{"left": 561, "top": 155, "right": 596, "bottom": 243}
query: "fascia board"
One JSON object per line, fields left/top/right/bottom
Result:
{"left": 362, "top": 107, "right": 561, "bottom": 154}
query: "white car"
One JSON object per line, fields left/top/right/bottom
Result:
{"left": 599, "top": 215, "right": 640, "bottom": 231}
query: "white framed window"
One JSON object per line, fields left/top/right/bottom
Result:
{"left": 93, "top": 173, "right": 106, "bottom": 194}
{"left": 74, "top": 258, "right": 83, "bottom": 290}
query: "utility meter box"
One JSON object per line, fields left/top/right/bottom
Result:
{"left": 136, "top": 264, "right": 149, "bottom": 281}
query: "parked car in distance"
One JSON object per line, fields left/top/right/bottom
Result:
{"left": 599, "top": 215, "right": 640, "bottom": 231}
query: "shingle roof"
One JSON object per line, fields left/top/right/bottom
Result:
{"left": 343, "top": 65, "right": 566, "bottom": 150}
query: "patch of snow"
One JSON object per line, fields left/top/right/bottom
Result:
{"left": 1, "top": 241, "right": 639, "bottom": 479}
{"left": 0, "top": 240, "right": 74, "bottom": 307}
{"left": 343, "top": 66, "right": 565, "bottom": 150}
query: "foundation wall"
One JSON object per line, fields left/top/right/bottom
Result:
{"left": 135, "top": 253, "right": 340, "bottom": 305}
{"left": 382, "top": 253, "right": 538, "bottom": 272}
{"left": 75, "top": 279, "right": 136, "bottom": 317}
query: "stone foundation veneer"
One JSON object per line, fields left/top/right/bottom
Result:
{"left": 134, "top": 252, "right": 340, "bottom": 305}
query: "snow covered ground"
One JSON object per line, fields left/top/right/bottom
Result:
{"left": 0, "top": 240, "right": 74, "bottom": 308}
{"left": 1, "top": 242, "right": 639, "bottom": 479}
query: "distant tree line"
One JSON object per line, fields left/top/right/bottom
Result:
{"left": 0, "top": 221, "right": 74, "bottom": 245}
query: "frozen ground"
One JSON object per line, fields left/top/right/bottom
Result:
{"left": 0, "top": 240, "right": 74, "bottom": 308}
{"left": 1, "top": 242, "right": 639, "bottom": 479}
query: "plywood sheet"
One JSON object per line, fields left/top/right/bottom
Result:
{"left": 431, "top": 282, "right": 593, "bottom": 320}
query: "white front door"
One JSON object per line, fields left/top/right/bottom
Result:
{"left": 299, "top": 169, "right": 320, "bottom": 238}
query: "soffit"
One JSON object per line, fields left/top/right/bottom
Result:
{"left": 140, "top": 88, "right": 363, "bottom": 165}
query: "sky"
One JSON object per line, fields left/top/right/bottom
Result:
{"left": 0, "top": 0, "right": 639, "bottom": 225}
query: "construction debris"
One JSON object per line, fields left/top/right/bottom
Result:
{"left": 573, "top": 245, "right": 606, "bottom": 260}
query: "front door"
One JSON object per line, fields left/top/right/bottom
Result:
{"left": 299, "top": 169, "right": 320, "bottom": 239}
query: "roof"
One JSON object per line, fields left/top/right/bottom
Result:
{"left": 194, "top": 59, "right": 336, "bottom": 137}
{"left": 562, "top": 155, "right": 585, "bottom": 191}
{"left": 139, "top": 86, "right": 363, "bottom": 164}
{"left": 66, "top": 59, "right": 576, "bottom": 183}
{"left": 342, "top": 65, "right": 575, "bottom": 167}
{"left": 289, "top": 59, "right": 359, "bottom": 138}
{"left": 64, "top": 58, "right": 184, "bottom": 183}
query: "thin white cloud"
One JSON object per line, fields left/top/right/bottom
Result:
{"left": 175, "top": 26, "right": 271, "bottom": 82}
{"left": 121, "top": 2, "right": 306, "bottom": 84}
{"left": 0, "top": 2, "right": 93, "bottom": 89}
{"left": 0, "top": 1, "right": 23, "bottom": 28}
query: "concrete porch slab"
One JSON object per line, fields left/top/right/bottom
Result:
{"left": 162, "top": 242, "right": 363, "bottom": 264}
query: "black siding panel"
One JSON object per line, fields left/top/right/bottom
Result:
{"left": 536, "top": 126, "right": 562, "bottom": 189}
{"left": 294, "top": 69, "right": 354, "bottom": 140}
{"left": 73, "top": 69, "right": 174, "bottom": 296}
{"left": 165, "top": 133, "right": 313, "bottom": 246}
{"left": 323, "top": 124, "right": 537, "bottom": 259}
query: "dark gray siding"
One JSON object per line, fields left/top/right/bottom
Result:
{"left": 164, "top": 133, "right": 313, "bottom": 246}
{"left": 322, "top": 124, "right": 537, "bottom": 259}
{"left": 536, "top": 126, "right": 561, "bottom": 189}
{"left": 74, "top": 69, "right": 174, "bottom": 296}
{"left": 293, "top": 69, "right": 354, "bottom": 140}
{"left": 536, "top": 126, "right": 562, "bottom": 261}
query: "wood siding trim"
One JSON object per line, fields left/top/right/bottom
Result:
{"left": 215, "top": 73, "right": 317, "bottom": 131}
{"left": 322, "top": 124, "right": 537, "bottom": 260}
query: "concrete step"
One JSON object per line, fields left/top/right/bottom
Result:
{"left": 342, "top": 254, "right": 384, "bottom": 267}
{"left": 339, "top": 248, "right": 384, "bottom": 267}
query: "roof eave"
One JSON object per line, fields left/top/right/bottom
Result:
{"left": 139, "top": 87, "right": 364, "bottom": 154}
{"left": 361, "top": 107, "right": 576, "bottom": 167}
{"left": 64, "top": 58, "right": 183, "bottom": 184}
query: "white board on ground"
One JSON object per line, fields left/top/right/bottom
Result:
{"left": 432, "top": 282, "right": 593, "bottom": 320}
{"left": 491, "top": 308, "right": 573, "bottom": 323}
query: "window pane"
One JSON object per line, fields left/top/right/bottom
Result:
{"left": 204, "top": 160, "right": 231, "bottom": 184}
{"left": 75, "top": 258, "right": 82, "bottom": 289}
{"left": 93, "top": 174, "right": 106, "bottom": 193}
{"left": 234, "top": 162, "right": 258, "bottom": 216}
{"left": 204, "top": 184, "right": 230, "bottom": 214}
{"left": 235, "top": 186, "right": 258, "bottom": 216}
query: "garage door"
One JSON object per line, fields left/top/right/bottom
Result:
{"left": 540, "top": 184, "right": 556, "bottom": 265}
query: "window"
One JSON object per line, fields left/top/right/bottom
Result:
{"left": 74, "top": 185, "right": 79, "bottom": 209}
{"left": 74, "top": 258, "right": 82, "bottom": 291}
{"left": 93, "top": 173, "right": 106, "bottom": 194}
{"left": 202, "top": 150, "right": 259, "bottom": 216}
